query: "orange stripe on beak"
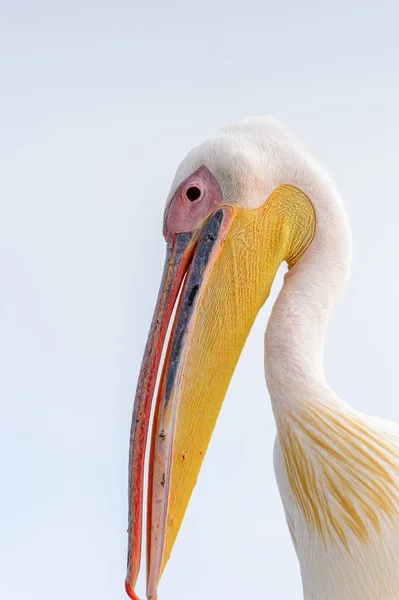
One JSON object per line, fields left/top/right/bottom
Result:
{"left": 125, "top": 232, "right": 195, "bottom": 599}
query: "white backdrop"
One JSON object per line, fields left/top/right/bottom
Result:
{"left": 1, "top": 2, "right": 399, "bottom": 599}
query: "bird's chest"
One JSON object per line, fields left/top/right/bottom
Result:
{"left": 273, "top": 424, "right": 399, "bottom": 600}
{"left": 296, "top": 528, "right": 399, "bottom": 600}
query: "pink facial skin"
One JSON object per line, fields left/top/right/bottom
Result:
{"left": 163, "top": 166, "right": 224, "bottom": 241}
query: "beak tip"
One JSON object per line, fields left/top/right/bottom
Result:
{"left": 125, "top": 580, "right": 140, "bottom": 600}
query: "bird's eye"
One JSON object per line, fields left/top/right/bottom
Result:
{"left": 185, "top": 186, "right": 202, "bottom": 202}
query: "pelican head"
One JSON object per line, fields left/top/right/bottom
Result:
{"left": 126, "top": 117, "right": 350, "bottom": 600}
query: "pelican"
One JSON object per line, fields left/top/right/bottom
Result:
{"left": 126, "top": 117, "right": 399, "bottom": 600}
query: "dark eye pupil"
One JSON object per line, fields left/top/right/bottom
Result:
{"left": 185, "top": 186, "right": 201, "bottom": 201}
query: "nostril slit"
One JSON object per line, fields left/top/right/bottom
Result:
{"left": 187, "top": 284, "right": 199, "bottom": 307}
{"left": 185, "top": 186, "right": 201, "bottom": 201}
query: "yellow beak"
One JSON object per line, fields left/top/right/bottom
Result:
{"left": 126, "top": 185, "right": 315, "bottom": 600}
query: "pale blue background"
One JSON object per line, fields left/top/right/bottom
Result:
{"left": 1, "top": 2, "right": 399, "bottom": 599}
